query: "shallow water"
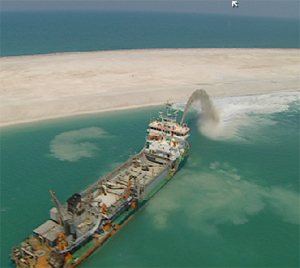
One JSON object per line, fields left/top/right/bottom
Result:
{"left": 1, "top": 93, "right": 299, "bottom": 267}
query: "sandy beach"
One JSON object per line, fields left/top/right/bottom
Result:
{"left": 0, "top": 48, "right": 299, "bottom": 127}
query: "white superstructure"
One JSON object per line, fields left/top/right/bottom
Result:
{"left": 144, "top": 107, "right": 190, "bottom": 161}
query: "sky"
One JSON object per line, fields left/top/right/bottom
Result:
{"left": 1, "top": 0, "right": 299, "bottom": 18}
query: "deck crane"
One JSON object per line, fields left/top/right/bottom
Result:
{"left": 50, "top": 190, "right": 74, "bottom": 237}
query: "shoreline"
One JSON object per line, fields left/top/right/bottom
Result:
{"left": 1, "top": 89, "right": 298, "bottom": 129}
{"left": 0, "top": 102, "right": 164, "bottom": 128}
{"left": 2, "top": 47, "right": 299, "bottom": 60}
{"left": 1, "top": 48, "right": 299, "bottom": 128}
{"left": 2, "top": 46, "right": 299, "bottom": 56}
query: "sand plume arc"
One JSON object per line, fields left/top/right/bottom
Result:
{"left": 180, "top": 89, "right": 219, "bottom": 125}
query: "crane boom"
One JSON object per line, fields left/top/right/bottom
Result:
{"left": 50, "top": 190, "right": 73, "bottom": 237}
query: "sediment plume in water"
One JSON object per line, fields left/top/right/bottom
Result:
{"left": 180, "top": 89, "right": 219, "bottom": 125}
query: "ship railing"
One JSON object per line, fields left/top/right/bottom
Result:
{"left": 143, "top": 161, "right": 172, "bottom": 189}
{"left": 81, "top": 152, "right": 142, "bottom": 195}
{"left": 59, "top": 214, "right": 103, "bottom": 254}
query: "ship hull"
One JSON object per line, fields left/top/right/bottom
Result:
{"left": 11, "top": 143, "right": 190, "bottom": 268}
{"left": 66, "top": 142, "right": 190, "bottom": 268}
{"left": 10, "top": 107, "right": 191, "bottom": 268}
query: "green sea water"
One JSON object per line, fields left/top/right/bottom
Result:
{"left": 1, "top": 93, "right": 299, "bottom": 267}
{"left": 1, "top": 11, "right": 299, "bottom": 57}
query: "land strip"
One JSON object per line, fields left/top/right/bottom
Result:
{"left": 1, "top": 48, "right": 299, "bottom": 127}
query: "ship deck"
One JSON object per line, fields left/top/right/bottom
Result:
{"left": 12, "top": 236, "right": 52, "bottom": 268}
{"left": 11, "top": 152, "right": 175, "bottom": 268}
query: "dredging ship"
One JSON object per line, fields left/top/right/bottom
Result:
{"left": 10, "top": 104, "right": 190, "bottom": 268}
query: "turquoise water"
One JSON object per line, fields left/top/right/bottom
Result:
{"left": 1, "top": 94, "right": 299, "bottom": 267}
{"left": 1, "top": 10, "right": 299, "bottom": 268}
{"left": 1, "top": 11, "right": 299, "bottom": 56}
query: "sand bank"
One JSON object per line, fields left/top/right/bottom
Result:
{"left": 0, "top": 48, "right": 299, "bottom": 127}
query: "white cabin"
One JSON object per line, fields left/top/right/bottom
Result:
{"left": 144, "top": 109, "right": 190, "bottom": 161}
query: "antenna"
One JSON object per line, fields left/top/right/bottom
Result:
{"left": 166, "top": 102, "right": 172, "bottom": 117}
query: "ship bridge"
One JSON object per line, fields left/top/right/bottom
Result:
{"left": 148, "top": 108, "right": 190, "bottom": 139}
{"left": 148, "top": 120, "right": 190, "bottom": 140}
